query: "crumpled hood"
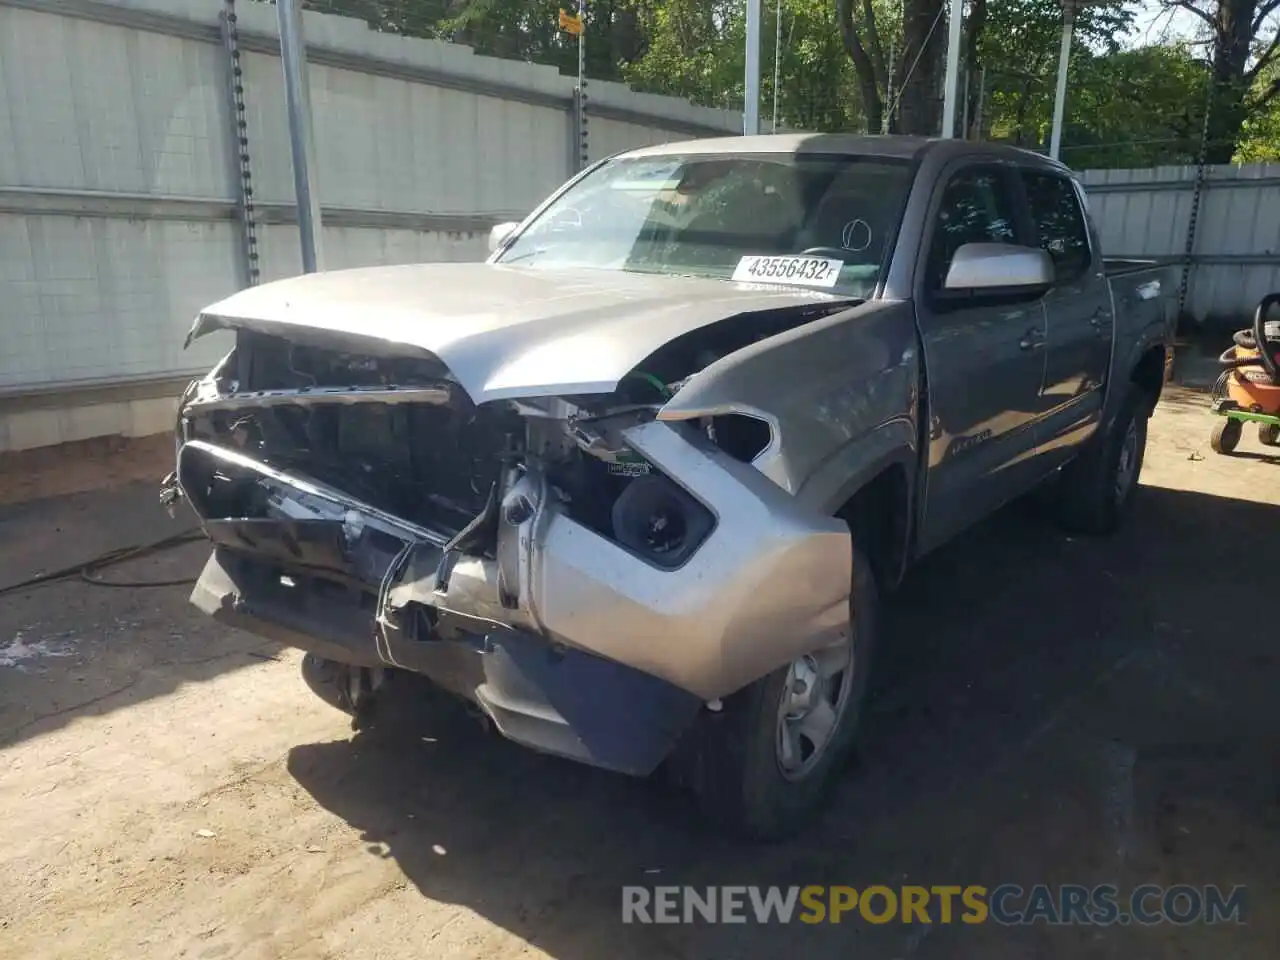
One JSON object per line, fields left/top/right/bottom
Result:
{"left": 187, "top": 262, "right": 857, "bottom": 403}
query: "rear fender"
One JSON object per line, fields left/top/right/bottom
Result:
{"left": 1104, "top": 268, "right": 1176, "bottom": 428}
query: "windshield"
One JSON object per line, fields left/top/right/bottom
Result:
{"left": 496, "top": 152, "right": 913, "bottom": 298}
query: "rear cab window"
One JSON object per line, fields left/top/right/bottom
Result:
{"left": 1019, "top": 170, "right": 1092, "bottom": 283}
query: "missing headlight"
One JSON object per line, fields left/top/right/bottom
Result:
{"left": 708, "top": 413, "right": 773, "bottom": 463}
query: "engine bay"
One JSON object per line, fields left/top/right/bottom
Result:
{"left": 176, "top": 312, "right": 807, "bottom": 575}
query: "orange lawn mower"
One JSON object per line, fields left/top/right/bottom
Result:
{"left": 1209, "top": 293, "right": 1280, "bottom": 454}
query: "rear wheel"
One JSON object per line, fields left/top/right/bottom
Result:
{"left": 1055, "top": 390, "right": 1149, "bottom": 535}
{"left": 684, "top": 546, "right": 877, "bottom": 840}
{"left": 1210, "top": 418, "right": 1243, "bottom": 455}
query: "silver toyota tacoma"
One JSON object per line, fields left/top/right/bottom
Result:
{"left": 164, "top": 135, "right": 1173, "bottom": 838}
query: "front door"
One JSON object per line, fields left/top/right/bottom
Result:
{"left": 1019, "top": 168, "right": 1113, "bottom": 463}
{"left": 914, "top": 162, "right": 1049, "bottom": 554}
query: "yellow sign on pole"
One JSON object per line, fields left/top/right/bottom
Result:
{"left": 558, "top": 9, "right": 584, "bottom": 35}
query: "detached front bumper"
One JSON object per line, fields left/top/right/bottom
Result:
{"left": 177, "top": 421, "right": 852, "bottom": 775}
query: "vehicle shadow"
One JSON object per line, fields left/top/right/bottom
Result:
{"left": 0, "top": 482, "right": 281, "bottom": 749}
{"left": 287, "top": 482, "right": 1280, "bottom": 959}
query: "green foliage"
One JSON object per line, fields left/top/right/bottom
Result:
{"left": 978, "top": 0, "right": 1135, "bottom": 147}
{"left": 1236, "top": 60, "right": 1280, "bottom": 162}
{"left": 619, "top": 0, "right": 747, "bottom": 110}
{"left": 300, "top": 0, "right": 1280, "bottom": 170}
{"left": 1048, "top": 44, "right": 1211, "bottom": 168}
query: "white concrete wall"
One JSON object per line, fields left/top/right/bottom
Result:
{"left": 0, "top": 6, "right": 233, "bottom": 197}
{"left": 0, "top": 0, "right": 738, "bottom": 452}
{"left": 254, "top": 223, "right": 487, "bottom": 282}
{"left": 0, "top": 215, "right": 239, "bottom": 389}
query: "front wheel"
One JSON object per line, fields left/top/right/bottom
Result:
{"left": 1258, "top": 422, "right": 1280, "bottom": 447}
{"left": 682, "top": 546, "right": 877, "bottom": 840}
{"left": 1210, "top": 417, "right": 1243, "bottom": 455}
{"left": 1055, "top": 390, "right": 1150, "bottom": 535}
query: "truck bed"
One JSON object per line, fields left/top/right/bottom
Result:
{"left": 1105, "top": 258, "right": 1174, "bottom": 334}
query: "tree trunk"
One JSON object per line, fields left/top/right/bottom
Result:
{"left": 963, "top": 0, "right": 986, "bottom": 139}
{"left": 1012, "top": 77, "right": 1035, "bottom": 146}
{"left": 896, "top": 0, "right": 946, "bottom": 135}
{"left": 836, "top": 0, "right": 884, "bottom": 132}
{"left": 610, "top": 3, "right": 645, "bottom": 65}
{"left": 1203, "top": 0, "right": 1258, "bottom": 163}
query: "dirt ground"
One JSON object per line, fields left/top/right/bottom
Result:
{"left": 1, "top": 387, "right": 1277, "bottom": 960}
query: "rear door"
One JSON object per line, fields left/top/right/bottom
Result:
{"left": 914, "top": 161, "right": 1050, "bottom": 553}
{"left": 1018, "top": 168, "right": 1114, "bottom": 461}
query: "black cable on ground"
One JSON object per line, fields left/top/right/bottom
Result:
{"left": 0, "top": 529, "right": 206, "bottom": 598}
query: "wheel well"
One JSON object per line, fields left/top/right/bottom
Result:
{"left": 1131, "top": 346, "right": 1167, "bottom": 411}
{"left": 835, "top": 464, "right": 909, "bottom": 588}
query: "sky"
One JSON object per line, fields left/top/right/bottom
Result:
{"left": 1128, "top": 2, "right": 1203, "bottom": 44}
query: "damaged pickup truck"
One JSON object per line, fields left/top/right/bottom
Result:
{"left": 165, "top": 135, "right": 1173, "bottom": 838}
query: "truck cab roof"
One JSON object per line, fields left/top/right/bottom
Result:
{"left": 620, "top": 133, "right": 1073, "bottom": 174}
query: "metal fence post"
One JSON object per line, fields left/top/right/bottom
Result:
{"left": 940, "top": 0, "right": 964, "bottom": 137}
{"left": 744, "top": 0, "right": 761, "bottom": 134}
{"left": 1048, "top": 5, "right": 1075, "bottom": 161}
{"left": 276, "top": 0, "right": 324, "bottom": 273}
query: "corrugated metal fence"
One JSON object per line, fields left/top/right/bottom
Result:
{"left": 0, "top": 0, "right": 738, "bottom": 451}
{"left": 1080, "top": 164, "right": 1280, "bottom": 328}
{"left": 3, "top": 0, "right": 1278, "bottom": 453}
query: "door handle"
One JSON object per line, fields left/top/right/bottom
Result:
{"left": 1019, "top": 328, "right": 1045, "bottom": 351}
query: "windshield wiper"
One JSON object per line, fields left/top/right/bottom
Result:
{"left": 497, "top": 248, "right": 548, "bottom": 265}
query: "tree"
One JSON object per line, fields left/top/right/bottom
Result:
{"left": 1236, "top": 57, "right": 1280, "bottom": 158}
{"left": 305, "top": 0, "right": 643, "bottom": 80}
{"left": 1157, "top": 0, "right": 1280, "bottom": 161}
{"left": 971, "top": 0, "right": 1133, "bottom": 146}
{"left": 300, "top": 0, "right": 1277, "bottom": 168}
{"left": 1054, "top": 44, "right": 1211, "bottom": 167}
{"left": 618, "top": 0, "right": 747, "bottom": 110}
{"left": 836, "top": 0, "right": 942, "bottom": 134}
{"left": 622, "top": 0, "right": 871, "bottom": 130}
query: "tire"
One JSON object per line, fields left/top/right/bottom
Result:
{"left": 1055, "top": 390, "right": 1149, "bottom": 536}
{"left": 1258, "top": 422, "right": 1280, "bottom": 447}
{"left": 682, "top": 545, "right": 877, "bottom": 840}
{"left": 1210, "top": 418, "right": 1243, "bottom": 455}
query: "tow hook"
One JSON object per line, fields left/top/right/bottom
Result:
{"left": 159, "top": 471, "right": 183, "bottom": 517}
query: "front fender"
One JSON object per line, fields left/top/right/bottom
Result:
{"left": 658, "top": 298, "right": 920, "bottom": 499}
{"left": 798, "top": 417, "right": 919, "bottom": 517}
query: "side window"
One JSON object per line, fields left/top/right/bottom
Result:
{"left": 925, "top": 166, "right": 1020, "bottom": 291}
{"left": 1021, "top": 171, "right": 1091, "bottom": 283}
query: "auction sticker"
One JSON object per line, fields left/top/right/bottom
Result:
{"left": 732, "top": 255, "right": 844, "bottom": 288}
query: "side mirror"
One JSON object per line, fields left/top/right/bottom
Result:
{"left": 488, "top": 221, "right": 519, "bottom": 254}
{"left": 943, "top": 243, "right": 1054, "bottom": 296}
